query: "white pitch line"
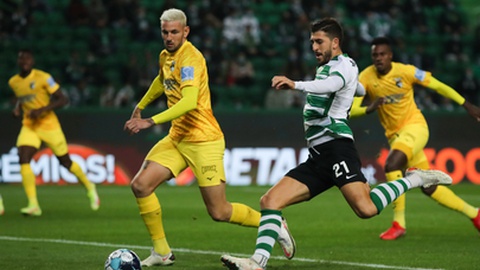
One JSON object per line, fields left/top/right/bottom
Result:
{"left": 0, "top": 235, "right": 443, "bottom": 270}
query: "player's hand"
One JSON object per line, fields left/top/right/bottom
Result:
{"left": 272, "top": 76, "right": 294, "bottom": 90}
{"left": 29, "top": 108, "right": 46, "bottom": 119}
{"left": 124, "top": 118, "right": 154, "bottom": 135}
{"left": 366, "top": 97, "right": 386, "bottom": 114}
{"left": 463, "top": 101, "right": 480, "bottom": 122}
{"left": 12, "top": 106, "right": 21, "bottom": 118}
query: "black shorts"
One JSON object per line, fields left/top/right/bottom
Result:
{"left": 285, "top": 138, "right": 367, "bottom": 199}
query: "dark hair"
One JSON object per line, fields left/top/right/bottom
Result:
{"left": 18, "top": 48, "right": 33, "bottom": 55}
{"left": 371, "top": 37, "right": 391, "bottom": 47}
{"left": 311, "top": 17, "right": 344, "bottom": 45}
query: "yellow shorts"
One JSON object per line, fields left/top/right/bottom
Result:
{"left": 146, "top": 136, "right": 226, "bottom": 187}
{"left": 388, "top": 124, "right": 430, "bottom": 169}
{"left": 16, "top": 125, "right": 69, "bottom": 156}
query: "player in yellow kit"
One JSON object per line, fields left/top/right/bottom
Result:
{"left": 351, "top": 37, "right": 480, "bottom": 240}
{"left": 123, "top": 8, "right": 294, "bottom": 267}
{"left": 0, "top": 194, "right": 4, "bottom": 215}
{"left": 8, "top": 49, "right": 100, "bottom": 216}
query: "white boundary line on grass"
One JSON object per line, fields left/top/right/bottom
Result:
{"left": 0, "top": 235, "right": 443, "bottom": 270}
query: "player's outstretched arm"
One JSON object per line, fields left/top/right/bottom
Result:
{"left": 427, "top": 77, "right": 480, "bottom": 121}
{"left": 463, "top": 100, "right": 480, "bottom": 122}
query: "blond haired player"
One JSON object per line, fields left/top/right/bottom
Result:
{"left": 8, "top": 49, "right": 100, "bottom": 216}
{"left": 123, "top": 8, "right": 294, "bottom": 267}
{"left": 351, "top": 37, "right": 480, "bottom": 240}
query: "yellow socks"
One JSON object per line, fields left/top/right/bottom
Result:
{"left": 69, "top": 162, "right": 94, "bottom": 191}
{"left": 431, "top": 185, "right": 478, "bottom": 219}
{"left": 20, "top": 164, "right": 38, "bottom": 206}
{"left": 386, "top": 170, "right": 406, "bottom": 228}
{"left": 229, "top": 202, "right": 261, "bottom": 227}
{"left": 137, "top": 193, "right": 171, "bottom": 255}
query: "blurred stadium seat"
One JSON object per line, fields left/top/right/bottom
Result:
{"left": 1, "top": 0, "right": 478, "bottom": 110}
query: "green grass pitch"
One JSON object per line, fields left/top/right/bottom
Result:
{"left": 0, "top": 183, "right": 479, "bottom": 269}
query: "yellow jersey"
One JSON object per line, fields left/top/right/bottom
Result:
{"left": 359, "top": 62, "right": 432, "bottom": 138}
{"left": 159, "top": 41, "right": 223, "bottom": 142}
{"left": 8, "top": 69, "right": 61, "bottom": 130}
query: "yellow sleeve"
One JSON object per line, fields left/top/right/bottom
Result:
{"left": 349, "top": 96, "right": 368, "bottom": 118}
{"left": 427, "top": 77, "right": 465, "bottom": 105}
{"left": 137, "top": 75, "right": 164, "bottom": 110}
{"left": 151, "top": 86, "right": 199, "bottom": 124}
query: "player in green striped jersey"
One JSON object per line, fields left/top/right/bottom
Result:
{"left": 220, "top": 17, "right": 452, "bottom": 270}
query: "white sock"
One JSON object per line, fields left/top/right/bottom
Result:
{"left": 251, "top": 254, "right": 268, "bottom": 268}
{"left": 405, "top": 173, "right": 423, "bottom": 188}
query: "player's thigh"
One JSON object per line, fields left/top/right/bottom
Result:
{"left": 340, "top": 181, "right": 377, "bottom": 217}
{"left": 199, "top": 182, "right": 228, "bottom": 209}
{"left": 145, "top": 136, "right": 188, "bottom": 178}
{"left": 37, "top": 128, "right": 69, "bottom": 156}
{"left": 16, "top": 126, "right": 42, "bottom": 149}
{"left": 260, "top": 176, "right": 311, "bottom": 210}
{"left": 178, "top": 139, "right": 226, "bottom": 188}
{"left": 389, "top": 124, "right": 429, "bottom": 161}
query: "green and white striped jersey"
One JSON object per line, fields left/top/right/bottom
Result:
{"left": 294, "top": 54, "right": 360, "bottom": 147}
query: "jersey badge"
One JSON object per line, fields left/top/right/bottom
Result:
{"left": 30, "top": 82, "right": 35, "bottom": 90}
{"left": 170, "top": 61, "right": 175, "bottom": 72}
{"left": 163, "top": 79, "right": 177, "bottom": 90}
{"left": 414, "top": 68, "right": 427, "bottom": 81}
{"left": 47, "top": 76, "right": 56, "bottom": 87}
{"left": 181, "top": 66, "right": 194, "bottom": 82}
{"left": 385, "top": 93, "right": 404, "bottom": 104}
{"left": 394, "top": 77, "right": 402, "bottom": 88}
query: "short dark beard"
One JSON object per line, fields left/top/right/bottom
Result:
{"left": 318, "top": 49, "right": 332, "bottom": 66}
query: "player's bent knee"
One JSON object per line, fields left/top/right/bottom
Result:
{"left": 259, "top": 193, "right": 283, "bottom": 210}
{"left": 130, "top": 179, "right": 154, "bottom": 198}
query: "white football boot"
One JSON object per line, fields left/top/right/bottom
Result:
{"left": 405, "top": 168, "right": 452, "bottom": 188}
{"left": 141, "top": 249, "right": 175, "bottom": 267}
{"left": 277, "top": 217, "right": 296, "bottom": 259}
{"left": 221, "top": 255, "right": 264, "bottom": 270}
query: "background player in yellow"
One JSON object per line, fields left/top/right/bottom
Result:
{"left": 123, "top": 8, "right": 294, "bottom": 267}
{"left": 0, "top": 194, "right": 4, "bottom": 215}
{"left": 8, "top": 49, "right": 100, "bottom": 216}
{"left": 351, "top": 37, "right": 480, "bottom": 240}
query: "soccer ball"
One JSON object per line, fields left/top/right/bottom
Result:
{"left": 105, "top": 249, "right": 142, "bottom": 270}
